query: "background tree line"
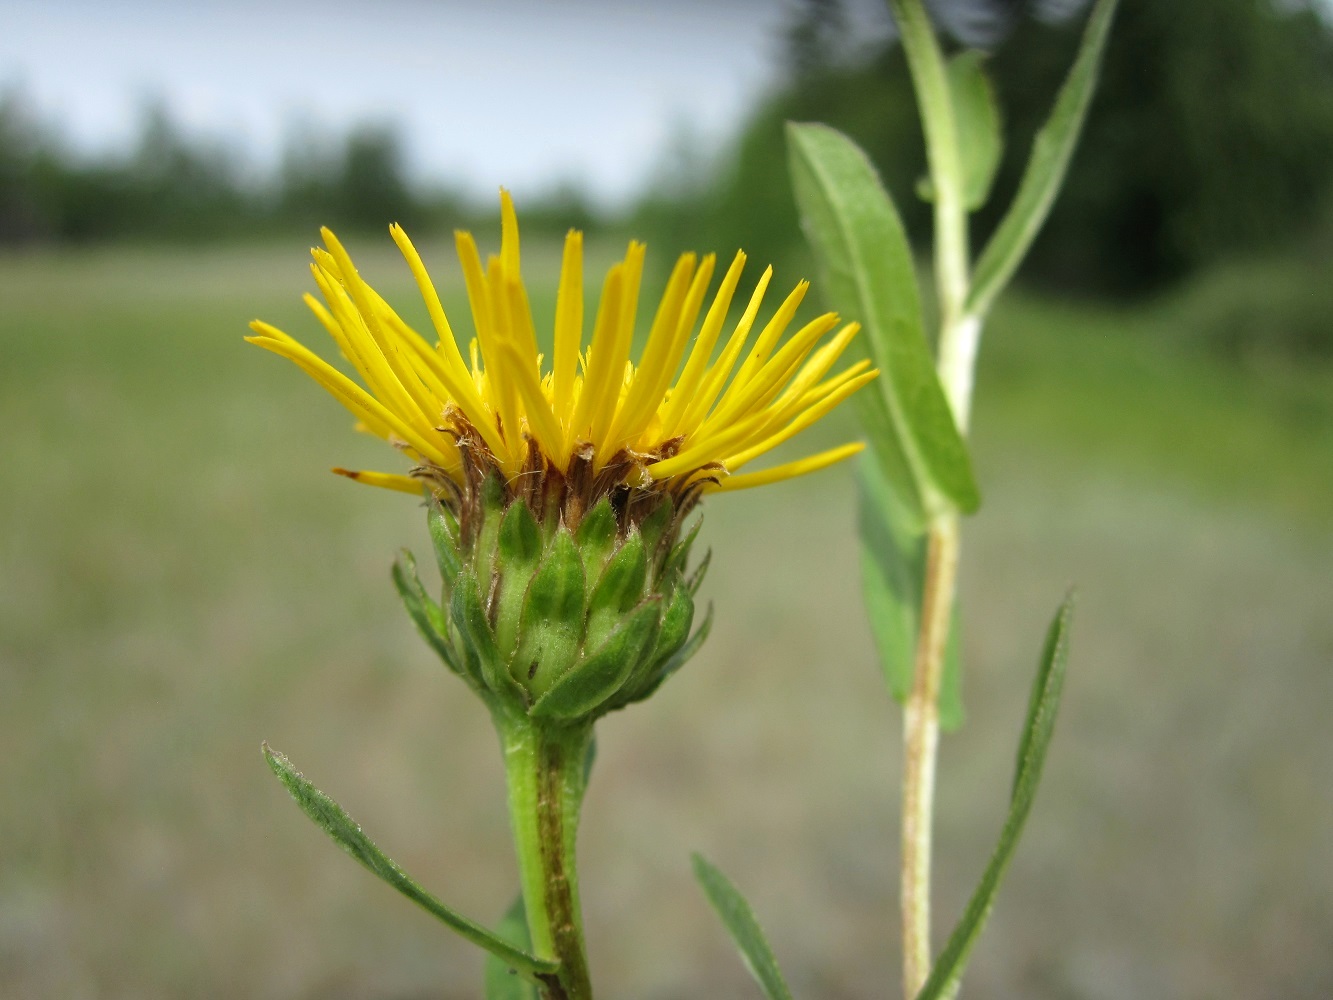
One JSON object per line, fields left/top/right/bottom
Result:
{"left": 641, "top": 0, "right": 1333, "bottom": 296}
{"left": 0, "top": 96, "right": 598, "bottom": 244}
{"left": 5, "top": 0, "right": 1333, "bottom": 347}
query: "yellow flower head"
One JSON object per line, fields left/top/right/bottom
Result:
{"left": 248, "top": 190, "right": 875, "bottom": 519}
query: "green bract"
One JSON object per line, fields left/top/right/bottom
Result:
{"left": 394, "top": 475, "right": 712, "bottom": 726}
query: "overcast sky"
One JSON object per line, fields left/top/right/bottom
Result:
{"left": 0, "top": 0, "right": 898, "bottom": 207}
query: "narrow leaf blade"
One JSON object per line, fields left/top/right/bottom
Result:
{"left": 485, "top": 894, "right": 539, "bottom": 1000}
{"left": 914, "top": 594, "right": 1075, "bottom": 1000}
{"left": 692, "top": 854, "right": 795, "bottom": 1000}
{"left": 966, "top": 0, "right": 1119, "bottom": 316}
{"left": 788, "top": 121, "right": 979, "bottom": 517}
{"left": 262, "top": 744, "right": 559, "bottom": 982}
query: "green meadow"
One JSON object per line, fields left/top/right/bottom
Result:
{"left": 2, "top": 240, "right": 1331, "bottom": 998}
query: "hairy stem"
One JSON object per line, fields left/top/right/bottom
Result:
{"left": 887, "top": 1, "right": 983, "bottom": 995}
{"left": 899, "top": 515, "right": 961, "bottom": 996}
{"left": 502, "top": 718, "right": 594, "bottom": 1000}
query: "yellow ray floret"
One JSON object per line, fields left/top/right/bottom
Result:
{"left": 248, "top": 189, "right": 878, "bottom": 497}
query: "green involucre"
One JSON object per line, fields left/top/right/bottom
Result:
{"left": 399, "top": 487, "right": 710, "bottom": 725}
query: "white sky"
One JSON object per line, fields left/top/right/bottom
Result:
{"left": 0, "top": 0, "right": 891, "bottom": 208}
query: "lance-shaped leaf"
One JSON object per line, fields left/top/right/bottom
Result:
{"left": 262, "top": 744, "right": 559, "bottom": 985}
{"left": 859, "top": 459, "right": 963, "bottom": 729}
{"left": 485, "top": 894, "right": 539, "bottom": 1000}
{"left": 915, "top": 51, "right": 1003, "bottom": 211}
{"left": 949, "top": 52, "right": 1003, "bottom": 210}
{"left": 692, "top": 854, "right": 795, "bottom": 1000}
{"left": 914, "top": 594, "right": 1075, "bottom": 1000}
{"left": 966, "top": 0, "right": 1119, "bottom": 317}
{"left": 788, "top": 121, "right": 979, "bottom": 523}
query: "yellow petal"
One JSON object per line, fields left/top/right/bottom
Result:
{"left": 387, "top": 223, "right": 477, "bottom": 395}
{"left": 658, "top": 250, "right": 746, "bottom": 437}
{"left": 676, "top": 265, "right": 773, "bottom": 436}
{"left": 331, "top": 468, "right": 424, "bottom": 494}
{"left": 607, "top": 252, "right": 698, "bottom": 450}
{"left": 454, "top": 229, "right": 494, "bottom": 363}
{"left": 704, "top": 311, "right": 840, "bottom": 430}
{"left": 320, "top": 228, "right": 446, "bottom": 432}
{"left": 500, "top": 187, "right": 521, "bottom": 278}
{"left": 498, "top": 343, "right": 564, "bottom": 466}
{"left": 721, "top": 369, "right": 879, "bottom": 471}
{"left": 246, "top": 324, "right": 460, "bottom": 472}
{"left": 570, "top": 260, "right": 630, "bottom": 456}
{"left": 552, "top": 229, "right": 584, "bottom": 424}
{"left": 712, "top": 442, "right": 865, "bottom": 492}
{"left": 729, "top": 279, "right": 809, "bottom": 391}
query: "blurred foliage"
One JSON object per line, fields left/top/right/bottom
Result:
{"left": 0, "top": 90, "right": 607, "bottom": 246}
{"left": 627, "top": 0, "right": 1333, "bottom": 361}
{"left": 5, "top": 0, "right": 1333, "bottom": 359}
{"left": 989, "top": 0, "right": 1333, "bottom": 293}
{"left": 637, "top": 0, "right": 1333, "bottom": 303}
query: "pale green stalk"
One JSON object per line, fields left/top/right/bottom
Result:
{"left": 885, "top": 1, "right": 985, "bottom": 995}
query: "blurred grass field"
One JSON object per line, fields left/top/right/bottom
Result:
{"left": 2, "top": 239, "right": 1331, "bottom": 999}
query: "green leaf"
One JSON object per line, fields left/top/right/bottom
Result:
{"left": 391, "top": 551, "right": 466, "bottom": 682}
{"left": 262, "top": 745, "right": 559, "bottom": 984}
{"left": 692, "top": 854, "right": 794, "bottom": 1000}
{"left": 948, "top": 51, "right": 1003, "bottom": 210}
{"left": 530, "top": 598, "right": 661, "bottom": 721}
{"left": 485, "top": 895, "right": 539, "bottom": 1000}
{"left": 914, "top": 594, "right": 1076, "bottom": 1000}
{"left": 858, "top": 459, "right": 964, "bottom": 729}
{"left": 913, "top": 52, "right": 1002, "bottom": 211}
{"left": 788, "top": 121, "right": 979, "bottom": 520}
{"left": 966, "top": 0, "right": 1119, "bottom": 317}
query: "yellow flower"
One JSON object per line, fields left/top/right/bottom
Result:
{"left": 247, "top": 190, "right": 875, "bottom": 509}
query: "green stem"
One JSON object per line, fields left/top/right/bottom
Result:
{"left": 888, "top": 0, "right": 969, "bottom": 326}
{"left": 501, "top": 717, "right": 595, "bottom": 1000}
